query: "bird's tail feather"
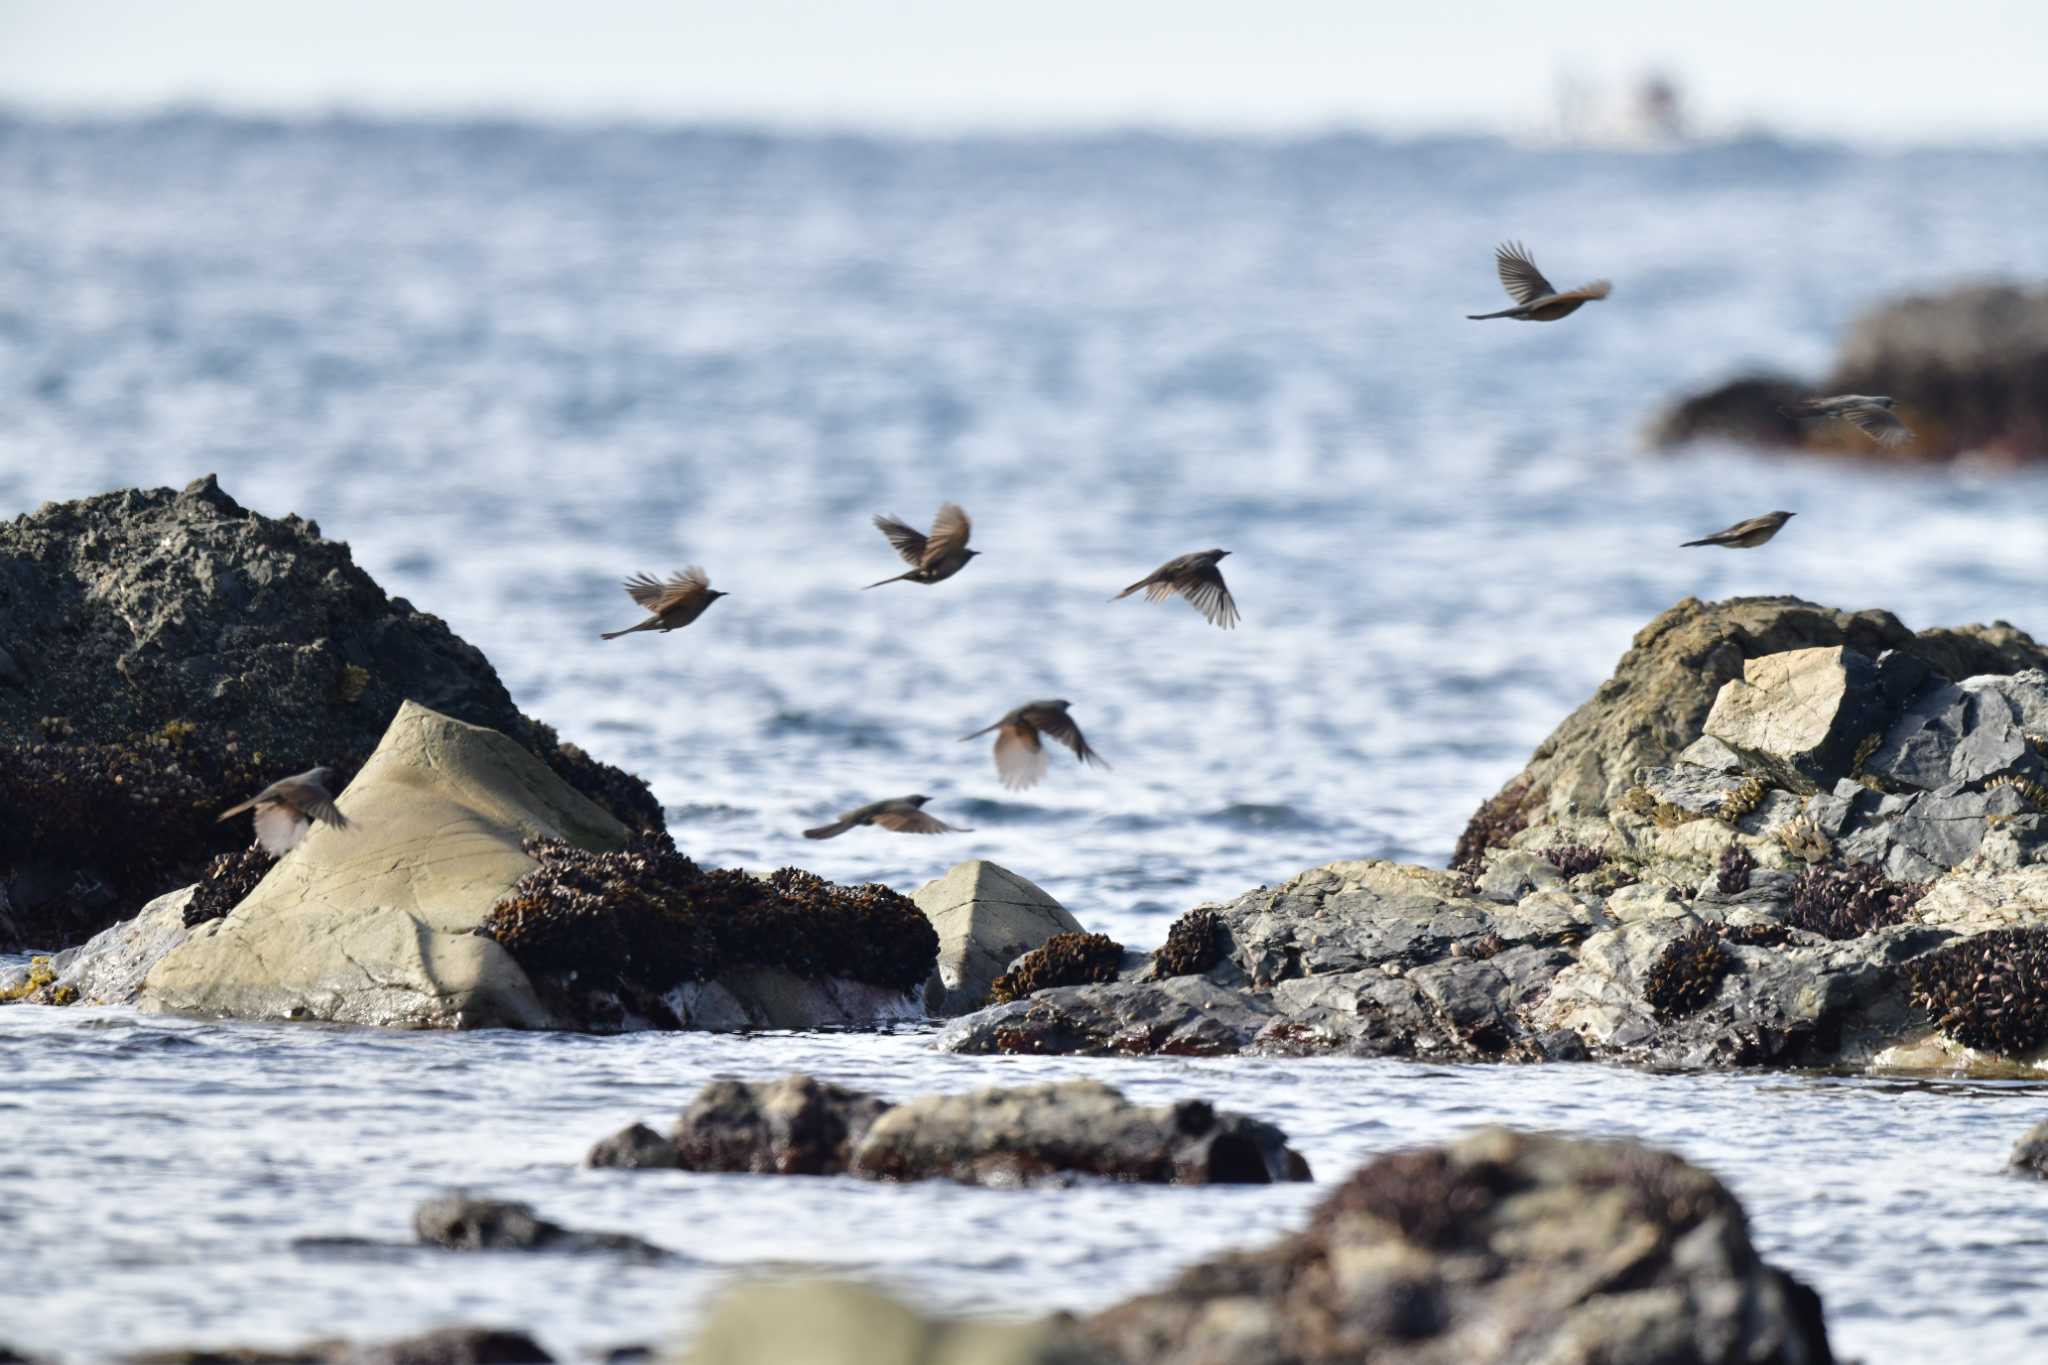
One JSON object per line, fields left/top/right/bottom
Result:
{"left": 959, "top": 723, "right": 1000, "bottom": 742}
{"left": 1466, "top": 307, "right": 1521, "bottom": 320}
{"left": 803, "top": 820, "right": 854, "bottom": 840}
{"left": 863, "top": 572, "right": 912, "bottom": 590}
{"left": 1680, "top": 537, "right": 1716, "bottom": 548}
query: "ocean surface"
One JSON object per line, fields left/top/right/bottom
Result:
{"left": 3, "top": 113, "right": 2048, "bottom": 1360}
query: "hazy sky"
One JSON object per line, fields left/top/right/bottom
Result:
{"left": 5, "top": 0, "right": 2047, "bottom": 140}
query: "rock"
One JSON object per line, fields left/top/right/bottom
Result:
{"left": 46, "top": 886, "right": 196, "bottom": 1006}
{"left": 135, "top": 702, "right": 616, "bottom": 1029}
{"left": 1703, "top": 646, "right": 1931, "bottom": 792}
{"left": 583, "top": 1123, "right": 679, "bottom": 1170}
{"left": 1652, "top": 284, "right": 2048, "bottom": 461}
{"left": 1645, "top": 372, "right": 1808, "bottom": 449}
{"left": 2012, "top": 1121, "right": 2048, "bottom": 1177}
{"left": 850, "top": 1080, "right": 1311, "bottom": 1186}
{"left": 0, "top": 476, "right": 660, "bottom": 953}
{"left": 592, "top": 1074, "right": 1308, "bottom": 1186}
{"left": 412, "top": 1194, "right": 668, "bottom": 1260}
{"left": 679, "top": 1282, "right": 1107, "bottom": 1365}
{"left": 1086, "top": 1127, "right": 1832, "bottom": 1365}
{"left": 913, "top": 861, "right": 1085, "bottom": 1015}
{"left": 1456, "top": 595, "right": 2048, "bottom": 847}
{"left": 667, "top": 1074, "right": 893, "bottom": 1175}
{"left": 940, "top": 975, "right": 1278, "bottom": 1058}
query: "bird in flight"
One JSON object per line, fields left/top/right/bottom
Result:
{"left": 1467, "top": 241, "right": 1611, "bottom": 321}
{"left": 601, "top": 567, "right": 727, "bottom": 640}
{"left": 1112, "top": 549, "right": 1239, "bottom": 629}
{"left": 865, "top": 502, "right": 979, "bottom": 588}
{"left": 1682, "top": 511, "right": 1796, "bottom": 549}
{"left": 1782, "top": 395, "right": 1912, "bottom": 448}
{"left": 803, "top": 794, "right": 972, "bottom": 840}
{"left": 961, "top": 700, "right": 1108, "bottom": 791}
{"left": 218, "top": 767, "right": 348, "bottom": 855}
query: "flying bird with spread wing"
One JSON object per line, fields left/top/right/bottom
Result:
{"left": 865, "top": 502, "right": 979, "bottom": 588}
{"left": 1682, "top": 511, "right": 1796, "bottom": 549}
{"left": 803, "top": 794, "right": 972, "bottom": 840}
{"left": 1781, "top": 395, "right": 1912, "bottom": 448}
{"left": 600, "top": 566, "right": 727, "bottom": 640}
{"left": 1112, "top": 549, "right": 1239, "bottom": 629}
{"left": 1467, "top": 241, "right": 1612, "bottom": 321}
{"left": 960, "top": 700, "right": 1107, "bottom": 791}
{"left": 217, "top": 766, "right": 348, "bottom": 855}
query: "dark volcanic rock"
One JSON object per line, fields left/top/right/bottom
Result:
{"left": 588, "top": 1073, "right": 1310, "bottom": 1186}
{"left": 1086, "top": 1127, "right": 1833, "bottom": 1365}
{"left": 0, "top": 476, "right": 661, "bottom": 950}
{"left": 412, "top": 1194, "right": 669, "bottom": 1261}
{"left": 126, "top": 1327, "right": 554, "bottom": 1364}
{"left": 584, "top": 1122, "right": 680, "bottom": 1170}
{"left": 1646, "top": 372, "right": 1809, "bottom": 449}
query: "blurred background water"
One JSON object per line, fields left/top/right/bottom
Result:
{"left": 4, "top": 114, "right": 2048, "bottom": 1360}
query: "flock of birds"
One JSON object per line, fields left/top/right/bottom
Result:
{"left": 215, "top": 242, "right": 1917, "bottom": 854}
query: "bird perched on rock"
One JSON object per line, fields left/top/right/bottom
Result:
{"left": 1113, "top": 549, "right": 1239, "bottom": 629}
{"left": 1682, "top": 511, "right": 1796, "bottom": 549}
{"left": 865, "top": 502, "right": 978, "bottom": 588}
{"left": 803, "top": 794, "right": 972, "bottom": 840}
{"left": 600, "top": 566, "right": 727, "bottom": 640}
{"left": 217, "top": 767, "right": 348, "bottom": 855}
{"left": 1467, "top": 241, "right": 1611, "bottom": 321}
{"left": 1781, "top": 395, "right": 1912, "bottom": 448}
{"left": 961, "top": 700, "right": 1107, "bottom": 790}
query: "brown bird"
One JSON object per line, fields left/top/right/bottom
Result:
{"left": 1113, "top": 548, "right": 1238, "bottom": 629}
{"left": 217, "top": 766, "right": 348, "bottom": 855}
{"left": 1781, "top": 395, "right": 1912, "bottom": 448}
{"left": 865, "top": 502, "right": 978, "bottom": 588}
{"left": 803, "top": 794, "right": 972, "bottom": 840}
{"left": 960, "top": 700, "right": 1108, "bottom": 791}
{"left": 1682, "top": 511, "right": 1796, "bottom": 549}
{"left": 1467, "top": 241, "right": 1612, "bottom": 321}
{"left": 600, "top": 566, "right": 727, "bottom": 640}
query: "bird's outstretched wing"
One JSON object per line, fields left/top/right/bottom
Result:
{"left": 1495, "top": 242, "right": 1557, "bottom": 304}
{"left": 873, "top": 808, "right": 964, "bottom": 834}
{"left": 874, "top": 515, "right": 928, "bottom": 565}
{"left": 1851, "top": 406, "right": 1912, "bottom": 447}
{"left": 1028, "top": 707, "right": 1108, "bottom": 768}
{"left": 624, "top": 566, "right": 711, "bottom": 613}
{"left": 922, "top": 503, "right": 972, "bottom": 567}
{"left": 1179, "top": 565, "right": 1240, "bottom": 629}
{"left": 1547, "top": 279, "right": 1611, "bottom": 304}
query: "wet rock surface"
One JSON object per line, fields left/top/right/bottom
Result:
{"left": 412, "top": 1195, "right": 670, "bottom": 1261}
{"left": 123, "top": 1326, "right": 556, "bottom": 1364}
{"left": 1650, "top": 282, "right": 2048, "bottom": 461}
{"left": 2012, "top": 1120, "right": 2048, "bottom": 1178}
{"left": 944, "top": 598, "right": 2048, "bottom": 1072}
{"left": 1085, "top": 1127, "right": 1833, "bottom": 1365}
{"left": 587, "top": 1073, "right": 1310, "bottom": 1186}
{"left": 0, "top": 476, "right": 659, "bottom": 952}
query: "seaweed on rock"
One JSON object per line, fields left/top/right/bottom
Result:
{"left": 1154, "top": 908, "right": 1222, "bottom": 978}
{"left": 1543, "top": 845, "right": 1605, "bottom": 878}
{"left": 182, "top": 845, "right": 279, "bottom": 927}
{"left": 1906, "top": 928, "right": 2048, "bottom": 1055}
{"left": 1450, "top": 776, "right": 1535, "bottom": 875}
{"left": 1716, "top": 844, "right": 1757, "bottom": 895}
{"left": 476, "top": 834, "right": 938, "bottom": 1002}
{"left": 1785, "top": 863, "right": 1927, "bottom": 940}
{"left": 1643, "top": 927, "right": 1731, "bottom": 1019}
{"left": 988, "top": 932, "right": 1125, "bottom": 1005}
{"left": 1308, "top": 1147, "right": 1526, "bottom": 1252}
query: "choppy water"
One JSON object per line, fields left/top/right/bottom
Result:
{"left": 4, "top": 114, "right": 2048, "bottom": 1360}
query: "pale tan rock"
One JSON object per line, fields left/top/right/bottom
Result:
{"left": 914, "top": 860, "right": 1083, "bottom": 1016}
{"left": 679, "top": 1280, "right": 1107, "bottom": 1365}
{"left": 1911, "top": 867, "right": 2048, "bottom": 934}
{"left": 140, "top": 701, "right": 627, "bottom": 1029}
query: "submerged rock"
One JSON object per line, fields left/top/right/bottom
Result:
{"left": 912, "top": 860, "right": 1087, "bottom": 1015}
{"left": 2012, "top": 1121, "right": 2048, "bottom": 1178}
{"left": 1087, "top": 1127, "right": 1832, "bottom": 1365}
{"left": 587, "top": 1073, "right": 1310, "bottom": 1186}
{"left": 0, "top": 475, "right": 659, "bottom": 952}
{"left": 413, "top": 1194, "right": 669, "bottom": 1260}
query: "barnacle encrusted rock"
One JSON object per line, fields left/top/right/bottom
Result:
{"left": 987, "top": 931, "right": 1125, "bottom": 1004}
{"left": 1643, "top": 926, "right": 1731, "bottom": 1019}
{"left": 1152, "top": 907, "right": 1222, "bottom": 978}
{"left": 1784, "top": 863, "right": 1927, "bottom": 940}
{"left": 181, "top": 846, "right": 278, "bottom": 927}
{"left": 1086, "top": 1127, "right": 1832, "bottom": 1365}
{"left": 0, "top": 476, "right": 661, "bottom": 952}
